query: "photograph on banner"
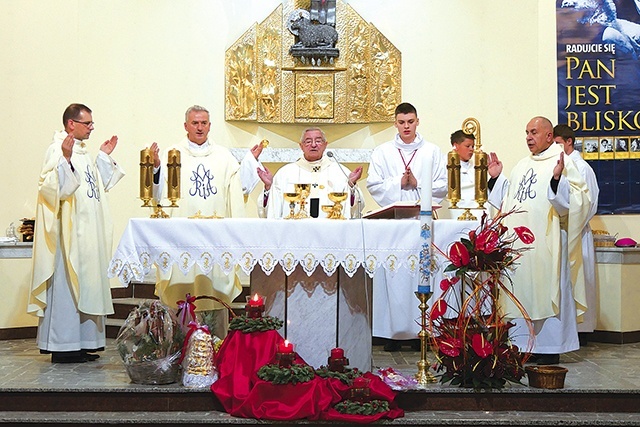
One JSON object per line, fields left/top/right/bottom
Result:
{"left": 556, "top": 0, "right": 640, "bottom": 214}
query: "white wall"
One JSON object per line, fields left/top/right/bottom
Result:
{"left": 1, "top": 0, "right": 636, "bottom": 328}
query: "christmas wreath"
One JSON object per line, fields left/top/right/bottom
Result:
{"left": 257, "top": 363, "right": 316, "bottom": 385}
{"left": 314, "top": 366, "right": 361, "bottom": 384}
{"left": 229, "top": 314, "right": 284, "bottom": 333}
{"left": 334, "top": 400, "right": 390, "bottom": 415}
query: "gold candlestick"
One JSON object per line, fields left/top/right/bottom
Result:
{"left": 167, "top": 149, "right": 181, "bottom": 208}
{"left": 415, "top": 290, "right": 437, "bottom": 385}
{"left": 139, "top": 148, "right": 154, "bottom": 207}
{"left": 446, "top": 149, "right": 461, "bottom": 210}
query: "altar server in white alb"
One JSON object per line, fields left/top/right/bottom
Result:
{"left": 366, "top": 102, "right": 447, "bottom": 352}
{"left": 487, "top": 116, "right": 590, "bottom": 365}
{"left": 438, "top": 130, "right": 479, "bottom": 220}
{"left": 256, "top": 127, "right": 364, "bottom": 219}
{"left": 553, "top": 124, "right": 599, "bottom": 343}
{"left": 149, "top": 105, "right": 247, "bottom": 337}
{"left": 28, "top": 103, "right": 125, "bottom": 363}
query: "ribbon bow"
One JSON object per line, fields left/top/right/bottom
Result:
{"left": 176, "top": 293, "right": 197, "bottom": 328}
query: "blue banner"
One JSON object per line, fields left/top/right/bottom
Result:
{"left": 556, "top": 0, "right": 640, "bottom": 214}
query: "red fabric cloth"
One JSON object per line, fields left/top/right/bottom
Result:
{"left": 210, "top": 329, "right": 403, "bottom": 423}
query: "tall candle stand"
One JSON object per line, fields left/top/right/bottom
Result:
{"left": 415, "top": 290, "right": 437, "bottom": 385}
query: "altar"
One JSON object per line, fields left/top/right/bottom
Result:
{"left": 109, "top": 218, "right": 422, "bottom": 371}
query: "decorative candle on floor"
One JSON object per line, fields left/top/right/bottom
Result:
{"left": 350, "top": 376, "right": 371, "bottom": 402}
{"left": 276, "top": 340, "right": 295, "bottom": 368}
{"left": 328, "top": 347, "right": 349, "bottom": 373}
{"left": 245, "top": 294, "right": 265, "bottom": 318}
{"left": 278, "top": 339, "right": 294, "bottom": 353}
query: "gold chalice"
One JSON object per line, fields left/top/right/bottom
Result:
{"left": 294, "top": 183, "right": 311, "bottom": 218}
{"left": 328, "top": 192, "right": 348, "bottom": 220}
{"left": 283, "top": 192, "right": 300, "bottom": 219}
{"left": 321, "top": 204, "right": 335, "bottom": 219}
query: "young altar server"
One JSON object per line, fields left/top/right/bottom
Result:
{"left": 366, "top": 102, "right": 447, "bottom": 352}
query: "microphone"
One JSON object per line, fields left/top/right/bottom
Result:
{"left": 326, "top": 151, "right": 362, "bottom": 219}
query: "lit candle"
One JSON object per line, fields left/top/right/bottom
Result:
{"left": 278, "top": 340, "right": 294, "bottom": 354}
{"left": 330, "top": 347, "right": 344, "bottom": 359}
{"left": 249, "top": 293, "right": 264, "bottom": 307}
{"left": 420, "top": 156, "right": 433, "bottom": 212}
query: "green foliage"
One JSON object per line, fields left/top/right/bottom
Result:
{"left": 314, "top": 366, "right": 361, "bottom": 384}
{"left": 229, "top": 314, "right": 284, "bottom": 333}
{"left": 334, "top": 400, "right": 389, "bottom": 415}
{"left": 257, "top": 363, "right": 316, "bottom": 385}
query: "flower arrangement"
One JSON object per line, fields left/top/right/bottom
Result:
{"left": 429, "top": 209, "right": 535, "bottom": 389}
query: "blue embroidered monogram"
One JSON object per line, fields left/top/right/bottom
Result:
{"left": 514, "top": 168, "right": 537, "bottom": 203}
{"left": 84, "top": 165, "right": 100, "bottom": 201}
{"left": 189, "top": 163, "right": 218, "bottom": 199}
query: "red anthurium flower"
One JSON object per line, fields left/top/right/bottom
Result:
{"left": 514, "top": 226, "right": 535, "bottom": 244}
{"left": 471, "top": 333, "right": 493, "bottom": 358}
{"left": 449, "top": 241, "right": 470, "bottom": 267}
{"left": 475, "top": 228, "right": 500, "bottom": 254}
{"left": 430, "top": 299, "right": 448, "bottom": 320}
{"left": 439, "top": 337, "right": 463, "bottom": 357}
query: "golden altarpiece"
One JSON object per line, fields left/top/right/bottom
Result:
{"left": 224, "top": 0, "right": 401, "bottom": 124}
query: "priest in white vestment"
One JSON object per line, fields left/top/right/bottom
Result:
{"left": 28, "top": 103, "right": 125, "bottom": 363}
{"left": 553, "top": 124, "right": 600, "bottom": 339}
{"left": 366, "top": 103, "right": 447, "bottom": 352}
{"left": 256, "top": 127, "right": 364, "bottom": 219}
{"left": 150, "top": 105, "right": 246, "bottom": 337}
{"left": 487, "top": 116, "right": 590, "bottom": 365}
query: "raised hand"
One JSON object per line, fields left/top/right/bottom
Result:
{"left": 61, "top": 133, "right": 75, "bottom": 163}
{"left": 100, "top": 135, "right": 118, "bottom": 155}
{"left": 257, "top": 166, "right": 273, "bottom": 191}
{"left": 488, "top": 152, "right": 503, "bottom": 178}
{"left": 250, "top": 143, "right": 264, "bottom": 160}
{"left": 348, "top": 166, "right": 363, "bottom": 187}
{"left": 553, "top": 151, "right": 565, "bottom": 180}
{"left": 150, "top": 142, "right": 160, "bottom": 168}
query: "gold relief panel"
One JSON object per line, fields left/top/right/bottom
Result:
{"left": 225, "top": 0, "right": 401, "bottom": 124}
{"left": 295, "top": 73, "right": 334, "bottom": 119}
{"left": 257, "top": 8, "right": 282, "bottom": 123}
{"left": 225, "top": 25, "right": 257, "bottom": 121}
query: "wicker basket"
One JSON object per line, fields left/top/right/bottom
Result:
{"left": 525, "top": 365, "right": 568, "bottom": 389}
{"left": 124, "top": 358, "right": 181, "bottom": 385}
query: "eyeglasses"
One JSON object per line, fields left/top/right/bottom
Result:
{"left": 72, "top": 119, "right": 95, "bottom": 127}
{"left": 302, "top": 138, "right": 325, "bottom": 146}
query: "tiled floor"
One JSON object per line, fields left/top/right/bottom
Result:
{"left": 2, "top": 338, "right": 640, "bottom": 391}
{"left": 1, "top": 338, "right": 640, "bottom": 425}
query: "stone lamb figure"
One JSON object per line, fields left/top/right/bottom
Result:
{"left": 290, "top": 14, "right": 338, "bottom": 48}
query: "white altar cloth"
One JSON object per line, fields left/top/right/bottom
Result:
{"left": 108, "top": 218, "right": 422, "bottom": 285}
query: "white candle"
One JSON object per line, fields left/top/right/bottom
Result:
{"left": 420, "top": 156, "right": 433, "bottom": 212}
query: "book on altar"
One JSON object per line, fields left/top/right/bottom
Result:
{"left": 363, "top": 201, "right": 441, "bottom": 220}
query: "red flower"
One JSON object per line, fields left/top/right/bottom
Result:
{"left": 439, "top": 276, "right": 460, "bottom": 291}
{"left": 471, "top": 333, "right": 493, "bottom": 358}
{"left": 475, "top": 228, "right": 500, "bottom": 254}
{"left": 514, "top": 226, "right": 535, "bottom": 244}
{"left": 449, "top": 241, "right": 470, "bottom": 267}
{"left": 439, "top": 337, "right": 463, "bottom": 357}
{"left": 430, "top": 299, "right": 448, "bottom": 320}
